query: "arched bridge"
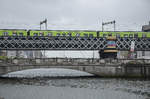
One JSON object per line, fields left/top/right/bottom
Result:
{"left": 0, "top": 58, "right": 121, "bottom": 77}
{"left": 0, "top": 58, "right": 150, "bottom": 77}
{"left": 0, "top": 36, "right": 150, "bottom": 50}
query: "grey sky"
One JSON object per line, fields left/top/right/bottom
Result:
{"left": 0, "top": 0, "right": 150, "bottom": 30}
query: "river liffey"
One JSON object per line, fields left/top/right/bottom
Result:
{"left": 0, "top": 77, "right": 150, "bottom": 99}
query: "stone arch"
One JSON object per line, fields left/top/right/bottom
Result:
{"left": 0, "top": 65, "right": 96, "bottom": 76}
{"left": 0, "top": 64, "right": 122, "bottom": 77}
{"left": 1, "top": 68, "right": 95, "bottom": 78}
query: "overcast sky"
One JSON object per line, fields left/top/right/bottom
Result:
{"left": 0, "top": 0, "right": 150, "bottom": 31}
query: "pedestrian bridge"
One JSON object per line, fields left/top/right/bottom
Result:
{"left": 0, "top": 36, "right": 150, "bottom": 51}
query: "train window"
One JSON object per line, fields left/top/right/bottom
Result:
{"left": 19, "top": 32, "right": 23, "bottom": 36}
{"left": 108, "top": 33, "right": 112, "bottom": 36}
{"left": 134, "top": 33, "right": 138, "bottom": 38}
{"left": 142, "top": 34, "right": 146, "bottom": 37}
{"left": 62, "top": 33, "right": 66, "bottom": 37}
{"left": 124, "top": 34, "right": 128, "bottom": 37}
{"left": 3, "top": 32, "right": 8, "bottom": 36}
{"left": 47, "top": 33, "right": 52, "bottom": 36}
{"left": 103, "top": 34, "right": 107, "bottom": 37}
{"left": 68, "top": 33, "right": 72, "bottom": 37}
{"left": 39, "top": 32, "right": 44, "bottom": 36}
{"left": 116, "top": 34, "right": 120, "bottom": 37}
{"left": 89, "top": 34, "right": 93, "bottom": 38}
{"left": 76, "top": 33, "right": 80, "bottom": 37}
{"left": 13, "top": 32, "right": 17, "bottom": 36}
{"left": 34, "top": 33, "right": 38, "bottom": 36}
{"left": 84, "top": 34, "right": 88, "bottom": 37}
{"left": 56, "top": 33, "right": 60, "bottom": 36}
{"left": 129, "top": 34, "right": 133, "bottom": 37}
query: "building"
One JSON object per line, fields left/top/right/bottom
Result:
{"left": 142, "top": 22, "right": 150, "bottom": 32}
{"left": 33, "top": 51, "right": 43, "bottom": 58}
{"left": 7, "top": 51, "right": 27, "bottom": 58}
{"left": 0, "top": 50, "right": 7, "bottom": 56}
{"left": 6, "top": 51, "right": 43, "bottom": 59}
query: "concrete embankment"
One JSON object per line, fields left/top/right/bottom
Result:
{"left": 0, "top": 58, "right": 150, "bottom": 77}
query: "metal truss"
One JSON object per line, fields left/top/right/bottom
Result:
{"left": 0, "top": 36, "right": 150, "bottom": 51}
{"left": 0, "top": 36, "right": 106, "bottom": 50}
{"left": 116, "top": 37, "right": 150, "bottom": 51}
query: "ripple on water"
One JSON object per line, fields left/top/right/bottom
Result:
{"left": 0, "top": 77, "right": 149, "bottom": 99}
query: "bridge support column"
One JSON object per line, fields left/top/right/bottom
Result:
{"left": 98, "top": 50, "right": 104, "bottom": 59}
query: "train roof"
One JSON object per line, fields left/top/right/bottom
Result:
{"left": 0, "top": 29, "right": 150, "bottom": 32}
{"left": 28, "top": 30, "right": 148, "bottom": 32}
{"left": 0, "top": 29, "right": 27, "bottom": 31}
{"left": 28, "top": 29, "right": 97, "bottom": 32}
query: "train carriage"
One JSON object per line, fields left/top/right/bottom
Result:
{"left": 98, "top": 31, "right": 150, "bottom": 38}
{"left": 0, "top": 29, "right": 27, "bottom": 36}
{"left": 28, "top": 30, "right": 97, "bottom": 38}
{"left": 0, "top": 29, "right": 150, "bottom": 38}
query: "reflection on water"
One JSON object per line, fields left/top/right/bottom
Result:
{"left": 0, "top": 77, "right": 150, "bottom": 99}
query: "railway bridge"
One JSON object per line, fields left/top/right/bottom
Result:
{"left": 0, "top": 36, "right": 150, "bottom": 77}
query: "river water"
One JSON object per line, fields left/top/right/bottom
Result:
{"left": 0, "top": 77, "right": 150, "bottom": 99}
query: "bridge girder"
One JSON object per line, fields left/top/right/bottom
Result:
{"left": 0, "top": 36, "right": 150, "bottom": 51}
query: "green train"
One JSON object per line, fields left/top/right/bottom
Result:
{"left": 0, "top": 29, "right": 27, "bottom": 36}
{"left": 0, "top": 29, "right": 150, "bottom": 38}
